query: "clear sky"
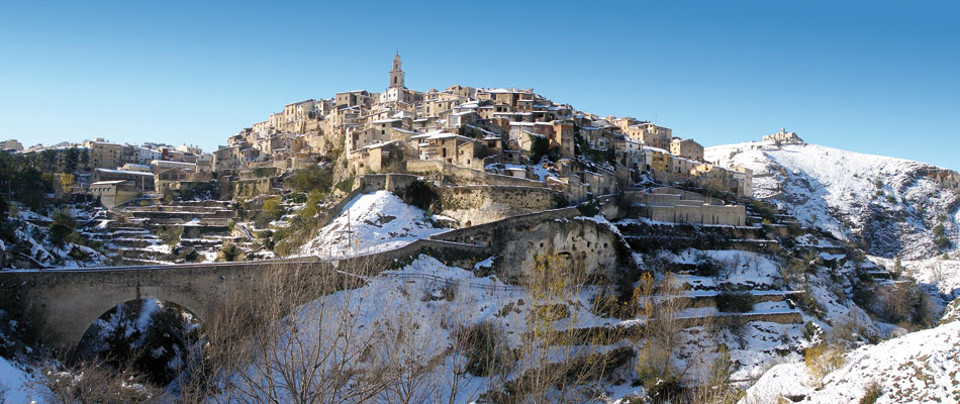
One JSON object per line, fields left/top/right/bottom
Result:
{"left": 1, "top": 1, "right": 958, "bottom": 169}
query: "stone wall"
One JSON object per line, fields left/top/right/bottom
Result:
{"left": 431, "top": 207, "right": 627, "bottom": 284}
{"left": 354, "top": 174, "right": 419, "bottom": 194}
{"left": 642, "top": 204, "right": 747, "bottom": 226}
{"left": 438, "top": 185, "right": 565, "bottom": 226}
{"left": 406, "top": 160, "right": 548, "bottom": 188}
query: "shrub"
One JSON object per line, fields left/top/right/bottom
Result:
{"left": 157, "top": 225, "right": 181, "bottom": 246}
{"left": 49, "top": 210, "right": 77, "bottom": 246}
{"left": 255, "top": 197, "right": 283, "bottom": 228}
{"left": 528, "top": 134, "right": 550, "bottom": 163}
{"left": 576, "top": 198, "right": 600, "bottom": 216}
{"left": 935, "top": 236, "right": 951, "bottom": 250}
{"left": 334, "top": 177, "right": 355, "bottom": 193}
{"left": 933, "top": 223, "right": 945, "bottom": 237}
{"left": 219, "top": 243, "right": 241, "bottom": 262}
{"left": 803, "top": 321, "right": 821, "bottom": 341}
{"left": 645, "top": 374, "right": 683, "bottom": 403}
{"left": 805, "top": 344, "right": 845, "bottom": 385}
{"left": 859, "top": 381, "right": 882, "bottom": 404}
{"left": 286, "top": 164, "right": 333, "bottom": 193}
{"left": 715, "top": 292, "right": 755, "bottom": 313}
{"left": 460, "top": 322, "right": 512, "bottom": 377}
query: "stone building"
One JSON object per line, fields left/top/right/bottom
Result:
{"left": 624, "top": 123, "right": 672, "bottom": 150}
{"left": 155, "top": 168, "right": 213, "bottom": 193}
{"left": 415, "top": 132, "right": 488, "bottom": 169}
{"left": 89, "top": 180, "right": 139, "bottom": 208}
{"left": 631, "top": 187, "right": 746, "bottom": 226}
{"left": 92, "top": 168, "right": 155, "bottom": 192}
{"left": 762, "top": 127, "right": 803, "bottom": 145}
{"left": 1, "top": 139, "right": 23, "bottom": 151}
{"left": 670, "top": 138, "right": 704, "bottom": 162}
{"left": 84, "top": 139, "right": 123, "bottom": 169}
{"left": 348, "top": 140, "right": 413, "bottom": 174}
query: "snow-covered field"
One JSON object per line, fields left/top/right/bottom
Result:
{"left": 298, "top": 191, "right": 448, "bottom": 258}
{"left": 742, "top": 319, "right": 960, "bottom": 403}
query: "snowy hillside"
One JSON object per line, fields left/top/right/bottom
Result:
{"left": 298, "top": 191, "right": 447, "bottom": 258}
{"left": 0, "top": 356, "right": 45, "bottom": 402}
{"left": 1, "top": 207, "right": 108, "bottom": 269}
{"left": 741, "top": 319, "right": 960, "bottom": 403}
{"left": 706, "top": 141, "right": 959, "bottom": 260}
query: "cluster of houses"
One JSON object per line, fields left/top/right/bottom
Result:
{"left": 11, "top": 140, "right": 214, "bottom": 208}
{"left": 5, "top": 54, "right": 777, "bottom": 219}
{"left": 217, "top": 53, "right": 755, "bottom": 201}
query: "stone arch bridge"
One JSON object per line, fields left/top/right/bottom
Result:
{"left": 0, "top": 238, "right": 490, "bottom": 356}
{"left": 0, "top": 258, "right": 338, "bottom": 354}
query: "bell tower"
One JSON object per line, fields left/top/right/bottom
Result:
{"left": 389, "top": 52, "right": 405, "bottom": 89}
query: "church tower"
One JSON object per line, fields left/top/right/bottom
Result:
{"left": 389, "top": 52, "right": 405, "bottom": 89}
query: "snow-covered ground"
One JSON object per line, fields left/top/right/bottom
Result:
{"left": 707, "top": 141, "right": 959, "bottom": 260}
{"left": 222, "top": 254, "right": 622, "bottom": 402}
{"left": 298, "top": 191, "right": 448, "bottom": 258}
{"left": 0, "top": 356, "right": 45, "bottom": 402}
{"left": 741, "top": 319, "right": 960, "bottom": 403}
{"left": 2, "top": 206, "right": 108, "bottom": 269}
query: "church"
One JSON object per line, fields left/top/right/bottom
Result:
{"left": 378, "top": 53, "right": 422, "bottom": 105}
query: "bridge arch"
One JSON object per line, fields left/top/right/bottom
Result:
{"left": 75, "top": 298, "right": 205, "bottom": 385}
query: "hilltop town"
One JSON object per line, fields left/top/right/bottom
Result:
{"left": 5, "top": 54, "right": 758, "bottom": 216}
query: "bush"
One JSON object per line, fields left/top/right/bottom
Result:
{"left": 933, "top": 223, "right": 945, "bottom": 237}
{"left": 805, "top": 344, "right": 845, "bottom": 385}
{"left": 576, "top": 198, "right": 600, "bottom": 216}
{"left": 715, "top": 292, "right": 755, "bottom": 313}
{"left": 460, "top": 322, "right": 512, "bottom": 377}
{"left": 286, "top": 164, "right": 332, "bottom": 193}
{"left": 645, "top": 375, "right": 683, "bottom": 403}
{"left": 219, "top": 244, "right": 241, "bottom": 262}
{"left": 528, "top": 134, "right": 550, "bottom": 163}
{"left": 49, "top": 210, "right": 77, "bottom": 246}
{"left": 255, "top": 197, "right": 284, "bottom": 228}
{"left": 335, "top": 177, "right": 355, "bottom": 193}
{"left": 859, "top": 381, "right": 882, "bottom": 404}
{"left": 799, "top": 323, "right": 819, "bottom": 344}
{"left": 157, "top": 225, "right": 181, "bottom": 246}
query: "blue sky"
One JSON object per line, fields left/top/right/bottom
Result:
{"left": 1, "top": 1, "right": 958, "bottom": 169}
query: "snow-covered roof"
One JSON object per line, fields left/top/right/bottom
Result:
{"left": 90, "top": 180, "right": 128, "bottom": 185}
{"left": 370, "top": 118, "right": 401, "bottom": 124}
{"left": 95, "top": 168, "right": 154, "bottom": 177}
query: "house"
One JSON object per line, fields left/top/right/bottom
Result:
{"left": 670, "top": 138, "right": 704, "bottom": 162}
{"left": 624, "top": 123, "right": 672, "bottom": 150}
{"left": 155, "top": 168, "right": 213, "bottom": 193}
{"left": 92, "top": 168, "right": 155, "bottom": 192}
{"left": 1, "top": 139, "right": 23, "bottom": 151}
{"left": 89, "top": 180, "right": 139, "bottom": 209}
{"left": 416, "top": 132, "right": 488, "bottom": 169}
{"left": 632, "top": 187, "right": 746, "bottom": 226}
{"left": 84, "top": 139, "right": 123, "bottom": 169}
{"left": 641, "top": 147, "right": 670, "bottom": 172}
{"left": 348, "top": 140, "right": 413, "bottom": 174}
{"left": 551, "top": 120, "right": 575, "bottom": 158}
